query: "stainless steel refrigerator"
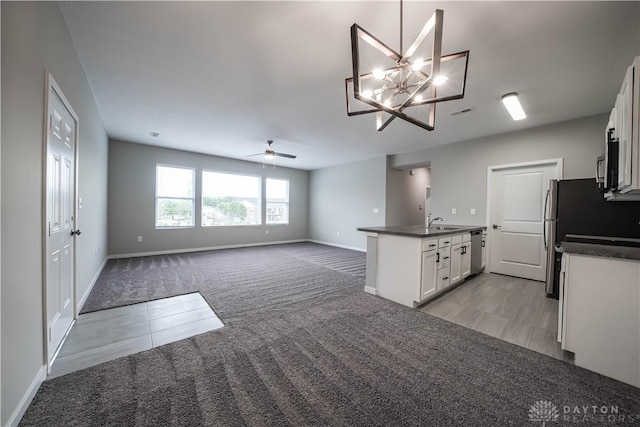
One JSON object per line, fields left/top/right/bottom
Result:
{"left": 544, "top": 178, "right": 640, "bottom": 298}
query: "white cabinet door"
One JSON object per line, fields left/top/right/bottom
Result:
{"left": 420, "top": 250, "right": 438, "bottom": 300}
{"left": 461, "top": 242, "right": 471, "bottom": 278}
{"left": 450, "top": 243, "right": 462, "bottom": 284}
{"left": 617, "top": 66, "right": 633, "bottom": 192}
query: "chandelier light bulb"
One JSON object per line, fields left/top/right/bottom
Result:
{"left": 264, "top": 151, "right": 275, "bottom": 160}
{"left": 411, "top": 58, "right": 424, "bottom": 71}
{"left": 384, "top": 99, "right": 392, "bottom": 107}
{"left": 372, "top": 69, "right": 386, "bottom": 80}
{"left": 414, "top": 94, "right": 423, "bottom": 103}
{"left": 361, "top": 89, "right": 373, "bottom": 98}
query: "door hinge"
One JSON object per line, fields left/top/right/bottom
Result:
{"left": 48, "top": 327, "right": 52, "bottom": 342}
{"left": 48, "top": 221, "right": 51, "bottom": 237}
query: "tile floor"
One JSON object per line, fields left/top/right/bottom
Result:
{"left": 420, "top": 272, "right": 568, "bottom": 361}
{"left": 50, "top": 292, "right": 224, "bottom": 378}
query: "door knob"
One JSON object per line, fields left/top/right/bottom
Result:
{"left": 71, "top": 229, "right": 82, "bottom": 236}
{"left": 492, "top": 224, "right": 502, "bottom": 229}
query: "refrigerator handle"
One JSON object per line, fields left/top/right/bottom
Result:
{"left": 543, "top": 189, "right": 550, "bottom": 250}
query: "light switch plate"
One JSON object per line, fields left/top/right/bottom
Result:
{"left": 451, "top": 208, "right": 457, "bottom": 214}
{"left": 373, "top": 208, "right": 379, "bottom": 214}
{"left": 470, "top": 208, "right": 476, "bottom": 215}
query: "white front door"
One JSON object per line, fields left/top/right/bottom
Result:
{"left": 45, "top": 76, "right": 79, "bottom": 365}
{"left": 489, "top": 161, "right": 561, "bottom": 281}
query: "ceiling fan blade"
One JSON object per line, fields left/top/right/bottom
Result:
{"left": 245, "top": 153, "right": 263, "bottom": 157}
{"left": 274, "top": 152, "right": 297, "bottom": 159}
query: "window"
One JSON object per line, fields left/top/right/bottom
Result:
{"left": 202, "top": 171, "right": 261, "bottom": 226}
{"left": 156, "top": 165, "right": 195, "bottom": 228}
{"left": 266, "top": 178, "right": 289, "bottom": 225}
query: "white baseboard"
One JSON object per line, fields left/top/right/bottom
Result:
{"left": 364, "top": 286, "right": 377, "bottom": 295}
{"left": 108, "top": 239, "right": 308, "bottom": 259}
{"left": 6, "top": 365, "right": 47, "bottom": 427}
{"left": 307, "top": 239, "right": 365, "bottom": 252}
{"left": 77, "top": 257, "right": 109, "bottom": 312}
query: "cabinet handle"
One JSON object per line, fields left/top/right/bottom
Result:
{"left": 482, "top": 241, "right": 486, "bottom": 247}
{"left": 436, "top": 252, "right": 440, "bottom": 263}
{"left": 443, "top": 256, "right": 449, "bottom": 260}
{"left": 444, "top": 241, "right": 450, "bottom": 244}
{"left": 461, "top": 246, "right": 466, "bottom": 254}
{"left": 429, "top": 244, "right": 436, "bottom": 247}
{"left": 443, "top": 276, "right": 449, "bottom": 280}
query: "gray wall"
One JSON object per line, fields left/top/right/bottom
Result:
{"left": 390, "top": 114, "right": 608, "bottom": 226}
{"left": 1, "top": 2, "right": 109, "bottom": 425}
{"left": 385, "top": 165, "right": 430, "bottom": 226}
{"left": 108, "top": 140, "right": 309, "bottom": 256}
{"left": 309, "top": 156, "right": 386, "bottom": 250}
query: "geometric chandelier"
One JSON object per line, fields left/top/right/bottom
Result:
{"left": 345, "top": 2, "right": 469, "bottom": 131}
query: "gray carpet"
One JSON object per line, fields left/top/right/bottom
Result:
{"left": 21, "top": 243, "right": 640, "bottom": 426}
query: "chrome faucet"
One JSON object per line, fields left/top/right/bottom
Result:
{"left": 427, "top": 213, "right": 443, "bottom": 227}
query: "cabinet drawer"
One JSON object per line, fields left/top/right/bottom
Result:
{"left": 451, "top": 234, "right": 462, "bottom": 245}
{"left": 438, "top": 237, "right": 452, "bottom": 248}
{"left": 437, "top": 267, "right": 450, "bottom": 290}
{"left": 462, "top": 233, "right": 471, "bottom": 243}
{"left": 422, "top": 239, "right": 438, "bottom": 252}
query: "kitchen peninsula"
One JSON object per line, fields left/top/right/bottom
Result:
{"left": 358, "top": 225, "right": 487, "bottom": 308}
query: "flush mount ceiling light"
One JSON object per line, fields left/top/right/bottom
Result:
{"left": 501, "top": 92, "right": 526, "bottom": 120}
{"left": 345, "top": 1, "right": 470, "bottom": 132}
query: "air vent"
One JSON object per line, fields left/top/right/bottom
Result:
{"left": 150, "top": 132, "right": 160, "bottom": 137}
{"left": 451, "top": 108, "right": 472, "bottom": 116}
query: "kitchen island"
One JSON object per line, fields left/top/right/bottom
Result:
{"left": 357, "top": 225, "right": 487, "bottom": 308}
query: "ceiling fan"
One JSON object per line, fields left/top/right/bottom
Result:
{"left": 246, "top": 140, "right": 297, "bottom": 160}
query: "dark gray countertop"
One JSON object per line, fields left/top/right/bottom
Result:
{"left": 557, "top": 242, "right": 640, "bottom": 261}
{"left": 357, "top": 224, "right": 486, "bottom": 238}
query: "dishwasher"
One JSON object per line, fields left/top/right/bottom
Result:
{"left": 470, "top": 230, "right": 483, "bottom": 276}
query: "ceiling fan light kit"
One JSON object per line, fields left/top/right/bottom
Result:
{"left": 345, "top": 1, "right": 469, "bottom": 132}
{"left": 246, "top": 140, "right": 296, "bottom": 167}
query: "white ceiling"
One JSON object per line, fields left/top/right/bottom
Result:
{"left": 58, "top": 1, "right": 640, "bottom": 170}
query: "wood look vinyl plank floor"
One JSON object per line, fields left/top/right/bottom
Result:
{"left": 50, "top": 292, "right": 224, "bottom": 378}
{"left": 420, "top": 272, "right": 566, "bottom": 361}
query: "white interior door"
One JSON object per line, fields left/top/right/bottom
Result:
{"left": 489, "top": 161, "right": 560, "bottom": 281}
{"left": 45, "top": 76, "right": 79, "bottom": 366}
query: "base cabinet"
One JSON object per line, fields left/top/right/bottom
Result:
{"left": 559, "top": 252, "right": 640, "bottom": 387}
{"left": 371, "top": 230, "right": 484, "bottom": 309}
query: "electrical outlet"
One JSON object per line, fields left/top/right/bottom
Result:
{"left": 451, "top": 208, "right": 457, "bottom": 215}
{"left": 265, "top": 229, "right": 269, "bottom": 235}
{"left": 470, "top": 208, "right": 476, "bottom": 215}
{"left": 373, "top": 208, "right": 379, "bottom": 214}
{"left": 137, "top": 236, "right": 143, "bottom": 243}
{"left": 336, "top": 231, "right": 340, "bottom": 237}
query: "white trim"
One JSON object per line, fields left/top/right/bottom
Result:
{"left": 364, "top": 286, "right": 377, "bottom": 295}
{"left": 307, "top": 239, "right": 366, "bottom": 252}
{"left": 108, "top": 239, "right": 308, "bottom": 259}
{"left": 6, "top": 365, "right": 47, "bottom": 427}
{"left": 485, "top": 158, "right": 564, "bottom": 275}
{"left": 77, "top": 257, "right": 109, "bottom": 312}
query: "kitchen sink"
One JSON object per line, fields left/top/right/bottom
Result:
{"left": 427, "top": 226, "right": 460, "bottom": 231}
